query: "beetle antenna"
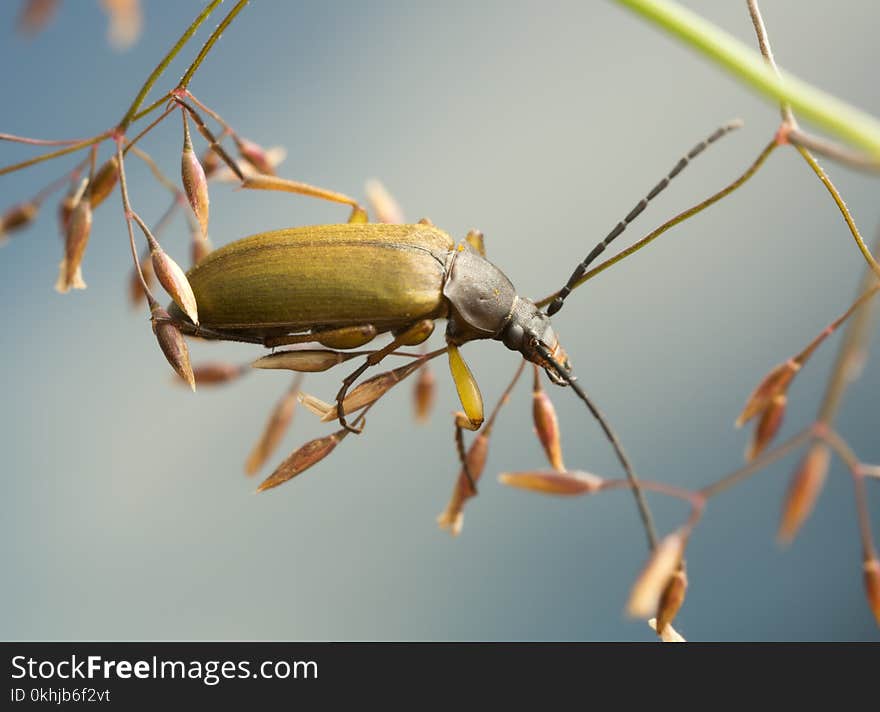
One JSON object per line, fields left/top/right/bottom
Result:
{"left": 546, "top": 120, "right": 743, "bottom": 316}
{"left": 536, "top": 343, "right": 659, "bottom": 550}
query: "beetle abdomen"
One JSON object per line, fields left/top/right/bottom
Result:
{"left": 186, "top": 224, "right": 453, "bottom": 331}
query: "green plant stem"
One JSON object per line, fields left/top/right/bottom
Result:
{"left": 795, "top": 146, "right": 880, "bottom": 279}
{"left": 615, "top": 0, "right": 880, "bottom": 159}
{"left": 118, "top": 0, "right": 223, "bottom": 130}
{"left": 0, "top": 133, "right": 111, "bottom": 177}
{"left": 179, "top": 0, "right": 250, "bottom": 90}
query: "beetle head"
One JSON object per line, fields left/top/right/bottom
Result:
{"left": 499, "top": 299, "right": 571, "bottom": 385}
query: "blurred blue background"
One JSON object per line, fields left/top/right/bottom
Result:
{"left": 1, "top": 1, "right": 879, "bottom": 641}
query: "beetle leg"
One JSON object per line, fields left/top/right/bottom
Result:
{"left": 264, "top": 324, "right": 379, "bottom": 349}
{"left": 162, "top": 316, "right": 266, "bottom": 345}
{"left": 241, "top": 173, "right": 368, "bottom": 223}
{"left": 334, "top": 320, "right": 435, "bottom": 433}
{"left": 447, "top": 343, "right": 484, "bottom": 431}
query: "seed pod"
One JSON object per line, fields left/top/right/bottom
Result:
{"left": 498, "top": 470, "right": 603, "bottom": 496}
{"left": 745, "top": 393, "right": 787, "bottom": 462}
{"left": 864, "top": 557, "right": 880, "bottom": 626}
{"left": 627, "top": 530, "right": 687, "bottom": 619}
{"left": 185, "top": 361, "right": 244, "bottom": 387}
{"left": 655, "top": 567, "right": 688, "bottom": 635}
{"left": 648, "top": 618, "right": 686, "bottom": 643}
{"left": 252, "top": 349, "right": 359, "bottom": 373}
{"left": 57, "top": 195, "right": 76, "bottom": 236}
{"left": 318, "top": 361, "right": 423, "bottom": 422}
{"left": 245, "top": 388, "right": 299, "bottom": 476}
{"left": 150, "top": 245, "right": 199, "bottom": 325}
{"left": 532, "top": 368, "right": 564, "bottom": 471}
{"left": 256, "top": 430, "right": 345, "bottom": 492}
{"left": 200, "top": 148, "right": 221, "bottom": 179}
{"left": 736, "top": 360, "right": 798, "bottom": 427}
{"left": 55, "top": 197, "right": 92, "bottom": 292}
{"left": 298, "top": 393, "right": 334, "bottom": 420}
{"left": 101, "top": 0, "right": 143, "bottom": 51}
{"left": 0, "top": 201, "right": 39, "bottom": 244}
{"left": 437, "top": 433, "right": 490, "bottom": 537}
{"left": 181, "top": 116, "right": 210, "bottom": 238}
{"left": 778, "top": 442, "right": 831, "bottom": 544}
{"left": 88, "top": 156, "right": 119, "bottom": 209}
{"left": 150, "top": 305, "right": 194, "bottom": 391}
{"left": 413, "top": 365, "right": 436, "bottom": 423}
{"left": 235, "top": 136, "right": 275, "bottom": 175}
{"left": 365, "top": 179, "right": 405, "bottom": 224}
{"left": 17, "top": 0, "right": 59, "bottom": 35}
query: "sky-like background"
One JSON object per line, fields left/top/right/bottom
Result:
{"left": 1, "top": 1, "right": 879, "bottom": 641}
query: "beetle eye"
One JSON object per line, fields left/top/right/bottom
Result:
{"left": 502, "top": 323, "right": 524, "bottom": 351}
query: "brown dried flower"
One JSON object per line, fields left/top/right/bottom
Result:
{"left": 736, "top": 360, "right": 798, "bottom": 428}
{"left": 245, "top": 387, "right": 300, "bottom": 476}
{"left": 0, "top": 201, "right": 39, "bottom": 244}
{"left": 256, "top": 430, "right": 344, "bottom": 492}
{"left": 55, "top": 197, "right": 92, "bottom": 292}
{"left": 498, "top": 470, "right": 603, "bottom": 496}
{"left": 778, "top": 442, "right": 831, "bottom": 544}
{"left": 627, "top": 530, "right": 687, "bottom": 619}
{"left": 150, "top": 305, "right": 194, "bottom": 391}
{"left": 181, "top": 116, "right": 210, "bottom": 238}
{"left": 863, "top": 557, "right": 880, "bottom": 627}
{"left": 745, "top": 393, "right": 787, "bottom": 462}
{"left": 150, "top": 245, "right": 199, "bottom": 325}
{"left": 437, "top": 434, "right": 490, "bottom": 537}
{"left": 88, "top": 156, "right": 120, "bottom": 209}
{"left": 413, "top": 365, "right": 436, "bottom": 423}
{"left": 532, "top": 368, "right": 564, "bottom": 471}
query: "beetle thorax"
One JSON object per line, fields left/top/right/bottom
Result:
{"left": 442, "top": 244, "right": 518, "bottom": 344}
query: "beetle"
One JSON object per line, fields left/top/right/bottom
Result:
{"left": 164, "top": 118, "right": 740, "bottom": 486}
{"left": 169, "top": 221, "right": 568, "bottom": 433}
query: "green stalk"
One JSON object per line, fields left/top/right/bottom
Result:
{"left": 118, "top": 0, "right": 223, "bottom": 130}
{"left": 615, "top": 0, "right": 880, "bottom": 158}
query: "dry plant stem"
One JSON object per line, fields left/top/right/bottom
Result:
{"left": 535, "top": 140, "right": 778, "bottom": 307}
{"left": 699, "top": 428, "right": 812, "bottom": 499}
{"left": 146, "top": 200, "right": 181, "bottom": 244}
{"left": 859, "top": 466, "right": 880, "bottom": 480}
{"left": 32, "top": 160, "right": 89, "bottom": 206}
{"left": 115, "top": 142, "right": 154, "bottom": 304}
{"left": 788, "top": 128, "right": 880, "bottom": 173}
{"left": 748, "top": 1, "right": 880, "bottom": 276}
{"left": 130, "top": 146, "right": 183, "bottom": 196}
{"left": 123, "top": 105, "right": 177, "bottom": 157}
{"left": 183, "top": 91, "right": 233, "bottom": 134}
{"left": 747, "top": 1, "right": 880, "bottom": 171}
{"left": 747, "top": 0, "right": 879, "bottom": 567}
{"left": 746, "top": 0, "right": 794, "bottom": 125}
{"left": 795, "top": 283, "right": 880, "bottom": 366}
{"left": 817, "top": 236, "right": 880, "bottom": 425}
{"left": 795, "top": 146, "right": 880, "bottom": 279}
{"left": 117, "top": 0, "right": 223, "bottom": 129}
{"left": 821, "top": 428, "right": 880, "bottom": 559}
